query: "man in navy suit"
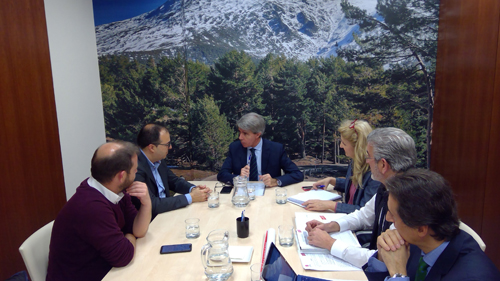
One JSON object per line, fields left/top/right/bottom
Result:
{"left": 217, "top": 112, "right": 303, "bottom": 187}
{"left": 363, "top": 169, "right": 500, "bottom": 280}
{"left": 132, "top": 124, "right": 210, "bottom": 219}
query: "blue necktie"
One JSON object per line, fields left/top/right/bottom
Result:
{"left": 250, "top": 148, "right": 258, "bottom": 181}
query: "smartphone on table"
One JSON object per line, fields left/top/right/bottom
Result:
{"left": 302, "top": 185, "right": 325, "bottom": 191}
{"left": 160, "top": 243, "right": 192, "bottom": 254}
{"left": 220, "top": 185, "right": 233, "bottom": 194}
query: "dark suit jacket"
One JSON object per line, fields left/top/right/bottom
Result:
{"left": 132, "top": 152, "right": 193, "bottom": 219}
{"left": 363, "top": 230, "right": 500, "bottom": 281}
{"left": 334, "top": 162, "right": 380, "bottom": 214}
{"left": 217, "top": 139, "right": 303, "bottom": 186}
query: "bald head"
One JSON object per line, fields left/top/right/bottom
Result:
{"left": 137, "top": 123, "right": 168, "bottom": 149}
{"left": 91, "top": 141, "right": 140, "bottom": 184}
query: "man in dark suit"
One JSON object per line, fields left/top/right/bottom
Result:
{"left": 364, "top": 169, "right": 500, "bottom": 280}
{"left": 217, "top": 112, "right": 303, "bottom": 187}
{"left": 132, "top": 124, "right": 209, "bottom": 219}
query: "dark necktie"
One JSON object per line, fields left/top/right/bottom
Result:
{"left": 415, "top": 256, "right": 429, "bottom": 281}
{"left": 249, "top": 148, "right": 258, "bottom": 181}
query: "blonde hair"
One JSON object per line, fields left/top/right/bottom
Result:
{"left": 338, "top": 119, "right": 372, "bottom": 188}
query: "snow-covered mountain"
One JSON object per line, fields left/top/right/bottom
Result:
{"left": 95, "top": 0, "right": 377, "bottom": 63}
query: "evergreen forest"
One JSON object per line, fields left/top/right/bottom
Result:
{"left": 98, "top": 0, "right": 438, "bottom": 171}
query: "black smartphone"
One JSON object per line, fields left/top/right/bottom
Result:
{"left": 220, "top": 185, "right": 233, "bottom": 194}
{"left": 302, "top": 186, "right": 313, "bottom": 191}
{"left": 160, "top": 243, "right": 192, "bottom": 254}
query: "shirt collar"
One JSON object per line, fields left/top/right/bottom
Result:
{"left": 421, "top": 240, "right": 450, "bottom": 267}
{"left": 87, "top": 177, "right": 124, "bottom": 204}
{"left": 141, "top": 149, "right": 161, "bottom": 169}
{"left": 249, "top": 138, "right": 263, "bottom": 151}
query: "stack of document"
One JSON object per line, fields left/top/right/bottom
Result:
{"left": 295, "top": 212, "right": 361, "bottom": 271}
{"left": 287, "top": 190, "right": 341, "bottom": 207}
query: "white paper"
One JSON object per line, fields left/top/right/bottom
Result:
{"left": 294, "top": 212, "right": 362, "bottom": 271}
{"left": 287, "top": 190, "right": 341, "bottom": 207}
{"left": 248, "top": 182, "right": 265, "bottom": 196}
{"left": 228, "top": 246, "right": 253, "bottom": 262}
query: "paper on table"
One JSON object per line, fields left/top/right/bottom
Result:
{"left": 228, "top": 246, "right": 253, "bottom": 262}
{"left": 248, "top": 182, "right": 265, "bottom": 196}
{"left": 295, "top": 212, "right": 359, "bottom": 254}
{"left": 297, "top": 250, "right": 361, "bottom": 271}
{"left": 287, "top": 190, "right": 341, "bottom": 207}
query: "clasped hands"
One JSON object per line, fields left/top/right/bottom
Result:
{"left": 190, "top": 185, "right": 211, "bottom": 202}
{"left": 240, "top": 165, "right": 278, "bottom": 187}
{"left": 376, "top": 229, "right": 410, "bottom": 276}
{"left": 304, "top": 220, "right": 340, "bottom": 250}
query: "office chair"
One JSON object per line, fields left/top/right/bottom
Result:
{"left": 459, "top": 221, "right": 486, "bottom": 252}
{"left": 19, "top": 221, "right": 54, "bottom": 281}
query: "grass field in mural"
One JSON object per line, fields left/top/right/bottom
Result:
{"left": 95, "top": 0, "right": 439, "bottom": 174}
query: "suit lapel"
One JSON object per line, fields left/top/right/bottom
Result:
{"left": 261, "top": 139, "right": 270, "bottom": 175}
{"left": 425, "top": 234, "right": 462, "bottom": 280}
{"left": 138, "top": 153, "right": 160, "bottom": 197}
{"left": 406, "top": 245, "right": 421, "bottom": 279}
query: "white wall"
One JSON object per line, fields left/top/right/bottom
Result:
{"left": 44, "top": 0, "right": 106, "bottom": 199}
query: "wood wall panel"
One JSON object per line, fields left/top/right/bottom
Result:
{"left": 432, "top": 0, "right": 500, "bottom": 267}
{"left": 0, "top": 0, "right": 67, "bottom": 279}
{"left": 481, "top": 20, "right": 500, "bottom": 267}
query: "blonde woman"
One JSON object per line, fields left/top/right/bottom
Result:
{"left": 303, "top": 119, "right": 380, "bottom": 213}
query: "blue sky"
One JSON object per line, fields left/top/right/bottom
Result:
{"left": 92, "top": 0, "right": 167, "bottom": 26}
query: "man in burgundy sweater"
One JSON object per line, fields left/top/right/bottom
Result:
{"left": 47, "top": 141, "right": 152, "bottom": 281}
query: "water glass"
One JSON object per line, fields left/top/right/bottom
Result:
{"left": 250, "top": 263, "right": 263, "bottom": 281}
{"left": 247, "top": 185, "right": 256, "bottom": 200}
{"left": 278, "top": 225, "right": 294, "bottom": 247}
{"left": 185, "top": 218, "right": 200, "bottom": 238}
{"left": 208, "top": 190, "right": 220, "bottom": 208}
{"left": 275, "top": 188, "right": 287, "bottom": 204}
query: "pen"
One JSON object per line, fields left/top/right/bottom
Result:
{"left": 317, "top": 185, "right": 325, "bottom": 189}
{"left": 247, "top": 154, "right": 251, "bottom": 165}
{"left": 241, "top": 210, "right": 245, "bottom": 221}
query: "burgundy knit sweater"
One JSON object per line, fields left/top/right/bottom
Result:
{"left": 47, "top": 179, "right": 137, "bottom": 281}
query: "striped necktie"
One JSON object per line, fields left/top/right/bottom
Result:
{"left": 249, "top": 148, "right": 258, "bottom": 181}
{"left": 415, "top": 256, "right": 428, "bottom": 281}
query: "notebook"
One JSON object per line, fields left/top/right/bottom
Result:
{"left": 262, "top": 242, "right": 331, "bottom": 281}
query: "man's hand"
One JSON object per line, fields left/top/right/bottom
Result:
{"left": 302, "top": 199, "right": 337, "bottom": 212}
{"left": 377, "top": 235, "right": 410, "bottom": 276}
{"left": 377, "top": 229, "right": 405, "bottom": 252}
{"left": 307, "top": 228, "right": 336, "bottom": 250}
{"left": 260, "top": 174, "right": 278, "bottom": 187}
{"left": 190, "top": 186, "right": 210, "bottom": 202}
{"left": 240, "top": 165, "right": 250, "bottom": 178}
{"left": 313, "top": 178, "right": 334, "bottom": 189}
{"left": 126, "top": 181, "right": 151, "bottom": 206}
{"left": 305, "top": 219, "right": 325, "bottom": 232}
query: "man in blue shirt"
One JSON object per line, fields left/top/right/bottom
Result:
{"left": 132, "top": 124, "right": 210, "bottom": 219}
{"left": 364, "top": 169, "right": 499, "bottom": 280}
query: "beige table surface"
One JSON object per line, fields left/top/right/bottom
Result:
{"left": 102, "top": 181, "right": 368, "bottom": 281}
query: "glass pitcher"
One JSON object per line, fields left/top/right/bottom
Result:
{"left": 231, "top": 175, "right": 250, "bottom": 207}
{"left": 201, "top": 229, "right": 233, "bottom": 281}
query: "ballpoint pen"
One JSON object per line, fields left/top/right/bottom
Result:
{"left": 241, "top": 210, "right": 245, "bottom": 221}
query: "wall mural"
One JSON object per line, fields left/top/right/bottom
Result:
{"left": 93, "top": 0, "right": 439, "bottom": 179}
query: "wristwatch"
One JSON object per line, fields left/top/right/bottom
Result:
{"left": 277, "top": 179, "right": 282, "bottom": 187}
{"left": 392, "top": 273, "right": 407, "bottom": 278}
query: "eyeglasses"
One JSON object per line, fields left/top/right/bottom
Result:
{"left": 157, "top": 141, "right": 171, "bottom": 147}
{"left": 349, "top": 119, "right": 358, "bottom": 136}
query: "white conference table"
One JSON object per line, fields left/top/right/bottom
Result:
{"left": 102, "top": 181, "right": 368, "bottom": 281}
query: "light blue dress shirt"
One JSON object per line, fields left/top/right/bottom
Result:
{"left": 140, "top": 150, "right": 192, "bottom": 204}
{"left": 366, "top": 241, "right": 450, "bottom": 280}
